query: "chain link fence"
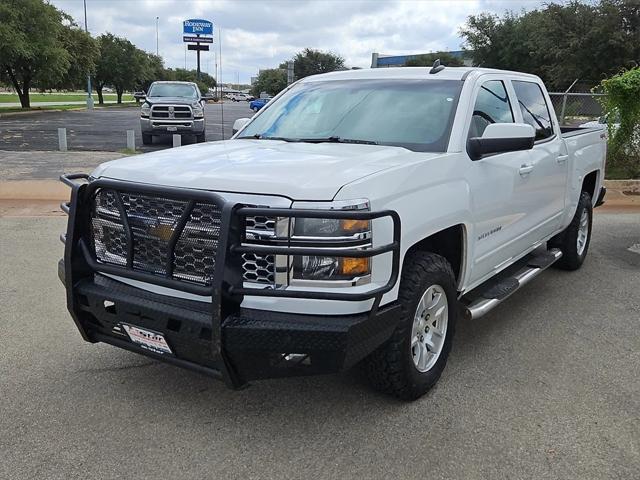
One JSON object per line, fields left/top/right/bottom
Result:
{"left": 548, "top": 92, "right": 606, "bottom": 126}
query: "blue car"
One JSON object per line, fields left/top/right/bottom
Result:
{"left": 249, "top": 97, "right": 270, "bottom": 112}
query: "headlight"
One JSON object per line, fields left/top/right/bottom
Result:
{"left": 293, "top": 255, "right": 370, "bottom": 281}
{"left": 293, "top": 218, "right": 369, "bottom": 237}
{"left": 140, "top": 103, "right": 150, "bottom": 117}
{"left": 290, "top": 200, "right": 371, "bottom": 282}
{"left": 192, "top": 103, "right": 204, "bottom": 118}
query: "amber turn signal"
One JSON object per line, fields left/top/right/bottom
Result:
{"left": 341, "top": 219, "right": 370, "bottom": 233}
{"left": 340, "top": 257, "right": 370, "bottom": 277}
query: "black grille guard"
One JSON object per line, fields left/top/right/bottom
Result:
{"left": 60, "top": 173, "right": 401, "bottom": 387}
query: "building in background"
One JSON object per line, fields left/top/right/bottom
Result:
{"left": 371, "top": 51, "right": 473, "bottom": 68}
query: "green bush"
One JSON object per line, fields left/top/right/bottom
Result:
{"left": 600, "top": 68, "right": 640, "bottom": 179}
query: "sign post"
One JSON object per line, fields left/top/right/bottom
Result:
{"left": 183, "top": 19, "right": 214, "bottom": 81}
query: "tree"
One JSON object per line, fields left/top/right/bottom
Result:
{"left": 250, "top": 68, "right": 287, "bottom": 97}
{"left": 460, "top": 1, "right": 640, "bottom": 91}
{"left": 600, "top": 67, "right": 640, "bottom": 178}
{"left": 94, "top": 33, "right": 144, "bottom": 104}
{"left": 138, "top": 53, "right": 164, "bottom": 93}
{"left": 405, "top": 52, "right": 464, "bottom": 67}
{"left": 52, "top": 25, "right": 99, "bottom": 91}
{"left": 162, "top": 68, "right": 216, "bottom": 96}
{"left": 0, "top": 0, "right": 71, "bottom": 108}
{"left": 292, "top": 48, "right": 345, "bottom": 79}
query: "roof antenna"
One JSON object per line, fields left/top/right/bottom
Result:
{"left": 429, "top": 59, "right": 445, "bottom": 74}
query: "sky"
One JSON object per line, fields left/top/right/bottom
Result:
{"left": 50, "top": 0, "right": 553, "bottom": 85}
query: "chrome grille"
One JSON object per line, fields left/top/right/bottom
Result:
{"left": 90, "top": 191, "right": 277, "bottom": 287}
{"left": 90, "top": 189, "right": 220, "bottom": 286}
{"left": 246, "top": 215, "right": 276, "bottom": 234}
{"left": 150, "top": 105, "right": 192, "bottom": 119}
{"left": 243, "top": 208, "right": 277, "bottom": 284}
{"left": 242, "top": 253, "right": 275, "bottom": 284}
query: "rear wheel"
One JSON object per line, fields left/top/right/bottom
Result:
{"left": 549, "top": 191, "right": 593, "bottom": 270}
{"left": 365, "top": 252, "right": 458, "bottom": 400}
{"left": 141, "top": 134, "right": 152, "bottom": 145}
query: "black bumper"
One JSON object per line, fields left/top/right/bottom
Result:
{"left": 58, "top": 174, "right": 401, "bottom": 389}
{"left": 59, "top": 261, "right": 401, "bottom": 386}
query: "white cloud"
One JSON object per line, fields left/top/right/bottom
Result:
{"left": 50, "top": 0, "right": 550, "bottom": 84}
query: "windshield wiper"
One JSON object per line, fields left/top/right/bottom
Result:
{"left": 237, "top": 133, "right": 295, "bottom": 141}
{"left": 237, "top": 134, "right": 378, "bottom": 145}
{"left": 297, "top": 136, "right": 378, "bottom": 145}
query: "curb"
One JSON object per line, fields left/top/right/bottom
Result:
{"left": 0, "top": 103, "right": 138, "bottom": 118}
{"left": 0, "top": 180, "right": 70, "bottom": 200}
{"left": 604, "top": 179, "right": 640, "bottom": 194}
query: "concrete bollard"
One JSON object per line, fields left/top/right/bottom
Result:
{"left": 126, "top": 130, "right": 135, "bottom": 150}
{"left": 58, "top": 128, "right": 67, "bottom": 152}
{"left": 172, "top": 134, "right": 181, "bottom": 148}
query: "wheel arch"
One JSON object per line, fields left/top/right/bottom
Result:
{"left": 403, "top": 224, "right": 467, "bottom": 291}
{"left": 581, "top": 169, "right": 599, "bottom": 204}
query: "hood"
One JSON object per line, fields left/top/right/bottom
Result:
{"left": 92, "top": 139, "right": 417, "bottom": 200}
{"left": 145, "top": 96, "right": 199, "bottom": 105}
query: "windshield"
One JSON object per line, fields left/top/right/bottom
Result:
{"left": 239, "top": 79, "right": 462, "bottom": 151}
{"left": 148, "top": 83, "right": 198, "bottom": 98}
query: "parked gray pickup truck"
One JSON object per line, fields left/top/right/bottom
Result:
{"left": 138, "top": 81, "right": 211, "bottom": 145}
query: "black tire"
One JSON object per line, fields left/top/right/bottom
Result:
{"left": 196, "top": 133, "right": 206, "bottom": 143}
{"left": 549, "top": 191, "right": 593, "bottom": 270}
{"left": 365, "top": 252, "right": 458, "bottom": 400}
{"left": 141, "top": 134, "right": 152, "bottom": 145}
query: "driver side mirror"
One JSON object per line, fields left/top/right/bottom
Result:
{"left": 468, "top": 123, "right": 535, "bottom": 161}
{"left": 232, "top": 118, "right": 251, "bottom": 135}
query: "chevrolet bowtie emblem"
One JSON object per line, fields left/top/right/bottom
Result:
{"left": 148, "top": 223, "right": 175, "bottom": 241}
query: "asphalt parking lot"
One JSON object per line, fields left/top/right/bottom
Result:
{"left": 1, "top": 213, "right": 638, "bottom": 479}
{"left": 0, "top": 102, "right": 252, "bottom": 152}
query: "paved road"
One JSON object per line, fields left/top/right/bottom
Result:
{"left": 0, "top": 103, "right": 252, "bottom": 152}
{"left": 1, "top": 213, "right": 638, "bottom": 479}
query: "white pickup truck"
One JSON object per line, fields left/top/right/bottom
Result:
{"left": 59, "top": 65, "right": 606, "bottom": 399}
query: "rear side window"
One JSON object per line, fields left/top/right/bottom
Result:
{"left": 469, "top": 80, "right": 514, "bottom": 138}
{"left": 512, "top": 81, "right": 553, "bottom": 140}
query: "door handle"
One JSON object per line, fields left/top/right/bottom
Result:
{"left": 557, "top": 154, "right": 569, "bottom": 164}
{"left": 519, "top": 164, "right": 534, "bottom": 176}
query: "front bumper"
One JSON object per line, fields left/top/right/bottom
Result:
{"left": 58, "top": 261, "right": 400, "bottom": 385}
{"left": 140, "top": 117, "right": 205, "bottom": 135}
{"left": 58, "top": 174, "right": 401, "bottom": 388}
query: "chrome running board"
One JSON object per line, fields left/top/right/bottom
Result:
{"left": 463, "top": 248, "right": 563, "bottom": 320}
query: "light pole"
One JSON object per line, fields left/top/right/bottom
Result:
{"left": 155, "top": 17, "right": 159, "bottom": 56}
{"left": 83, "top": 0, "right": 94, "bottom": 109}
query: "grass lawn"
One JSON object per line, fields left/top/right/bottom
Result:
{"left": 0, "top": 93, "right": 134, "bottom": 103}
{"left": 0, "top": 102, "right": 139, "bottom": 114}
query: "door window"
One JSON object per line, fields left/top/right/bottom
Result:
{"left": 469, "top": 80, "right": 514, "bottom": 138}
{"left": 512, "top": 81, "right": 553, "bottom": 140}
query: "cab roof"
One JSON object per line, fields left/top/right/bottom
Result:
{"left": 301, "top": 66, "right": 540, "bottom": 83}
{"left": 150, "top": 81, "right": 197, "bottom": 85}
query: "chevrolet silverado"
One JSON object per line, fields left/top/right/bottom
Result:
{"left": 60, "top": 65, "right": 606, "bottom": 399}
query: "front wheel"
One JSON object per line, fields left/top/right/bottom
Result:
{"left": 549, "top": 191, "right": 593, "bottom": 270}
{"left": 141, "top": 134, "right": 152, "bottom": 145}
{"left": 196, "top": 133, "right": 206, "bottom": 143}
{"left": 365, "top": 252, "right": 458, "bottom": 400}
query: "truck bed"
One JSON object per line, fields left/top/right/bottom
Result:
{"left": 560, "top": 126, "right": 602, "bottom": 138}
